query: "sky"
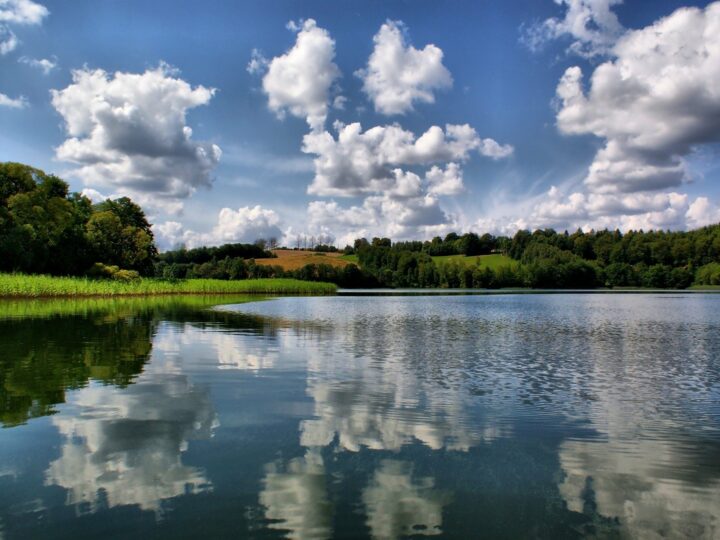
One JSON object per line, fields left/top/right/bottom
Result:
{"left": 1, "top": 0, "right": 720, "bottom": 249}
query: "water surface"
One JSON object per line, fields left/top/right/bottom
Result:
{"left": 1, "top": 294, "right": 719, "bottom": 539}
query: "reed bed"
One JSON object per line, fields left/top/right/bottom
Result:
{"left": 0, "top": 273, "right": 336, "bottom": 298}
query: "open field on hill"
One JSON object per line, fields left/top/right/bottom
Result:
{"left": 432, "top": 253, "right": 517, "bottom": 269}
{"left": 0, "top": 274, "right": 336, "bottom": 298}
{"left": 255, "top": 249, "right": 353, "bottom": 270}
{"left": 340, "top": 254, "right": 359, "bottom": 264}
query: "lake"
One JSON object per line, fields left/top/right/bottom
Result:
{"left": 0, "top": 293, "right": 719, "bottom": 539}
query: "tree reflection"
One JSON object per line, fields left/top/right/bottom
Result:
{"left": 0, "top": 314, "right": 153, "bottom": 427}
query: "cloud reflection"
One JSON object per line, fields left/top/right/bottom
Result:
{"left": 362, "top": 460, "right": 448, "bottom": 539}
{"left": 45, "top": 353, "right": 217, "bottom": 515}
{"left": 259, "top": 450, "right": 332, "bottom": 540}
{"left": 559, "top": 437, "right": 720, "bottom": 538}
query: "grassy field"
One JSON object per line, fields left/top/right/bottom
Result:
{"left": 0, "top": 273, "right": 336, "bottom": 298}
{"left": 256, "top": 249, "right": 352, "bottom": 270}
{"left": 340, "top": 254, "right": 359, "bottom": 264}
{"left": 432, "top": 253, "right": 517, "bottom": 269}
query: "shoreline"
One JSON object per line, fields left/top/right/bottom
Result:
{"left": 0, "top": 274, "right": 337, "bottom": 299}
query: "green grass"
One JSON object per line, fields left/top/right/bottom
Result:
{"left": 0, "top": 273, "right": 336, "bottom": 298}
{"left": 340, "top": 254, "right": 359, "bottom": 264}
{"left": 432, "top": 253, "right": 516, "bottom": 269}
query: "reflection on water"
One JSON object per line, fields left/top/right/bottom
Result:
{"left": 0, "top": 294, "right": 719, "bottom": 538}
{"left": 260, "top": 450, "right": 332, "bottom": 540}
{"left": 44, "top": 353, "right": 217, "bottom": 514}
{"left": 362, "top": 460, "right": 447, "bottom": 539}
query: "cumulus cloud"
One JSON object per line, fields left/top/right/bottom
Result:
{"left": 357, "top": 20, "right": 452, "bottom": 115}
{"left": 426, "top": 162, "right": 464, "bottom": 196}
{"left": 18, "top": 54, "right": 55, "bottom": 74}
{"left": 51, "top": 64, "right": 221, "bottom": 214}
{"left": 479, "top": 184, "right": 720, "bottom": 234}
{"left": 299, "top": 119, "right": 511, "bottom": 242}
{"left": 0, "top": 91, "right": 25, "bottom": 108}
{"left": 556, "top": 3, "right": 720, "bottom": 195}
{"left": 522, "top": 0, "right": 624, "bottom": 58}
{"left": 154, "top": 205, "right": 283, "bottom": 250}
{"left": 531, "top": 186, "right": 693, "bottom": 230}
{"left": 686, "top": 197, "right": 720, "bottom": 229}
{"left": 303, "top": 121, "right": 512, "bottom": 197}
{"left": 510, "top": 2, "right": 720, "bottom": 233}
{"left": 307, "top": 196, "right": 454, "bottom": 249}
{"left": 261, "top": 19, "right": 340, "bottom": 131}
{"left": 0, "top": 0, "right": 48, "bottom": 55}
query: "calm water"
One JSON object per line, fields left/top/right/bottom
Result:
{"left": 0, "top": 294, "right": 719, "bottom": 539}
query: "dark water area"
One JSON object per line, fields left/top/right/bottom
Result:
{"left": 0, "top": 294, "right": 718, "bottom": 539}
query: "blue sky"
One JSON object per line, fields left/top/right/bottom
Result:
{"left": 1, "top": 0, "right": 719, "bottom": 248}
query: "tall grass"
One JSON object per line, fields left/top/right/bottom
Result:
{"left": 0, "top": 273, "right": 336, "bottom": 298}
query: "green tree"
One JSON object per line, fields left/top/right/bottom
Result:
{"left": 86, "top": 197, "right": 157, "bottom": 275}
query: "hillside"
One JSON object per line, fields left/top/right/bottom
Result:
{"left": 255, "top": 249, "right": 353, "bottom": 271}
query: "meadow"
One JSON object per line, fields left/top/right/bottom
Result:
{"left": 0, "top": 273, "right": 336, "bottom": 298}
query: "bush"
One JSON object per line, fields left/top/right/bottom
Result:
{"left": 87, "top": 262, "right": 139, "bottom": 281}
{"left": 695, "top": 262, "right": 720, "bottom": 285}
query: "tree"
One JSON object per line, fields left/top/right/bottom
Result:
{"left": 0, "top": 163, "right": 92, "bottom": 274}
{"left": 86, "top": 197, "right": 157, "bottom": 275}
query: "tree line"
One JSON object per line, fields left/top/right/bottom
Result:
{"left": 2, "top": 161, "right": 719, "bottom": 289}
{"left": 343, "top": 227, "right": 720, "bottom": 289}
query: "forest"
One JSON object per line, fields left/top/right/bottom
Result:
{"left": 2, "top": 161, "right": 720, "bottom": 289}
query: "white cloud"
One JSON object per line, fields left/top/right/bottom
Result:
{"left": 299, "top": 120, "right": 510, "bottom": 242}
{"left": 505, "top": 2, "right": 720, "bottom": 234}
{"left": 302, "top": 121, "right": 512, "bottom": 197}
{"left": 307, "top": 196, "right": 455, "bottom": 247}
{"left": 18, "top": 54, "right": 56, "bottom": 74}
{"left": 154, "top": 205, "right": 283, "bottom": 250}
{"left": 490, "top": 185, "right": 719, "bottom": 233}
{"left": 0, "top": 91, "right": 26, "bottom": 108}
{"left": 246, "top": 48, "right": 267, "bottom": 75}
{"left": 357, "top": 20, "right": 452, "bottom": 115}
{"left": 522, "top": 0, "right": 624, "bottom": 58}
{"left": 426, "top": 162, "right": 464, "bottom": 196}
{"left": 261, "top": 19, "right": 340, "bottom": 131}
{"left": 556, "top": 3, "right": 720, "bottom": 195}
{"left": 51, "top": 64, "right": 221, "bottom": 214}
{"left": 0, "top": 24, "right": 16, "bottom": 54}
{"left": 0, "top": 0, "right": 48, "bottom": 55}
{"left": 79, "top": 187, "right": 107, "bottom": 203}
{"left": 204, "top": 205, "right": 282, "bottom": 245}
{"left": 686, "top": 197, "right": 720, "bottom": 229}
{"left": 0, "top": 0, "right": 48, "bottom": 24}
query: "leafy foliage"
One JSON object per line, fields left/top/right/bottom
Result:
{"left": 0, "top": 163, "right": 156, "bottom": 276}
